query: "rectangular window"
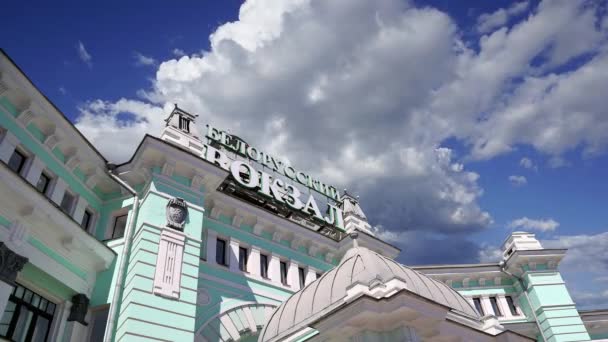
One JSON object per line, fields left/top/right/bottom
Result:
{"left": 111, "top": 214, "right": 128, "bottom": 239}
{"left": 260, "top": 254, "right": 269, "bottom": 279}
{"left": 490, "top": 297, "right": 502, "bottom": 316}
{"left": 60, "top": 191, "right": 75, "bottom": 215}
{"left": 0, "top": 284, "right": 56, "bottom": 342}
{"left": 89, "top": 307, "right": 109, "bottom": 342}
{"left": 298, "top": 267, "right": 306, "bottom": 288}
{"left": 35, "top": 172, "right": 51, "bottom": 195}
{"left": 81, "top": 209, "right": 93, "bottom": 231}
{"left": 179, "top": 117, "right": 190, "bottom": 133}
{"left": 280, "top": 261, "right": 288, "bottom": 285}
{"left": 239, "top": 247, "right": 248, "bottom": 272}
{"left": 473, "top": 298, "right": 484, "bottom": 316}
{"left": 216, "top": 238, "right": 227, "bottom": 266}
{"left": 505, "top": 296, "right": 519, "bottom": 316}
{"left": 8, "top": 149, "right": 26, "bottom": 174}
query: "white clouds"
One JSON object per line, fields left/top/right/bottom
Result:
{"left": 76, "top": 41, "right": 92, "bottom": 67}
{"left": 478, "top": 244, "right": 502, "bottom": 263}
{"left": 519, "top": 157, "right": 537, "bottom": 170}
{"left": 133, "top": 52, "right": 157, "bottom": 67}
{"left": 508, "top": 217, "right": 559, "bottom": 232}
{"left": 172, "top": 48, "right": 186, "bottom": 57}
{"left": 477, "top": 1, "right": 529, "bottom": 34}
{"left": 508, "top": 175, "right": 527, "bottom": 186}
{"left": 76, "top": 99, "right": 170, "bottom": 161}
{"left": 543, "top": 232, "right": 608, "bottom": 308}
{"left": 74, "top": 0, "right": 608, "bottom": 244}
{"left": 479, "top": 231, "right": 608, "bottom": 308}
{"left": 58, "top": 86, "right": 67, "bottom": 95}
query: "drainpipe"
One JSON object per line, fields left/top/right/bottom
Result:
{"left": 499, "top": 261, "right": 547, "bottom": 342}
{"left": 103, "top": 164, "right": 140, "bottom": 342}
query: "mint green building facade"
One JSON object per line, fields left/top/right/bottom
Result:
{"left": 0, "top": 50, "right": 606, "bottom": 342}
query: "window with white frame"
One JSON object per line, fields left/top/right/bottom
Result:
{"left": 7, "top": 148, "right": 27, "bottom": 175}
{"left": 238, "top": 246, "right": 248, "bottom": 272}
{"left": 505, "top": 295, "right": 519, "bottom": 316}
{"left": 260, "top": 254, "right": 269, "bottom": 279}
{"left": 88, "top": 305, "right": 109, "bottom": 342}
{"left": 489, "top": 296, "right": 502, "bottom": 316}
{"left": 0, "top": 284, "right": 56, "bottom": 342}
{"left": 298, "top": 267, "right": 306, "bottom": 288}
{"left": 215, "top": 238, "right": 227, "bottom": 266}
{"left": 59, "top": 190, "right": 75, "bottom": 215}
{"left": 81, "top": 208, "right": 94, "bottom": 231}
{"left": 473, "top": 297, "right": 484, "bottom": 316}
{"left": 280, "top": 261, "right": 288, "bottom": 285}
{"left": 110, "top": 214, "right": 128, "bottom": 239}
{"left": 35, "top": 171, "right": 52, "bottom": 196}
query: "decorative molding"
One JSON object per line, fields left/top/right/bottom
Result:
{"left": 153, "top": 228, "right": 186, "bottom": 299}
{"left": 166, "top": 197, "right": 188, "bottom": 231}
{"left": 325, "top": 252, "right": 336, "bottom": 263}
{"left": 161, "top": 160, "right": 175, "bottom": 177}
{"left": 65, "top": 154, "right": 80, "bottom": 170}
{"left": 9, "top": 221, "right": 27, "bottom": 246}
{"left": 210, "top": 206, "right": 222, "bottom": 220}
{"left": 197, "top": 288, "right": 210, "bottom": 306}
{"left": 44, "top": 134, "right": 60, "bottom": 150}
{"left": 85, "top": 171, "right": 100, "bottom": 188}
{"left": 0, "top": 72, "right": 8, "bottom": 96}
{"left": 253, "top": 223, "right": 265, "bottom": 236}
{"left": 67, "top": 293, "right": 89, "bottom": 325}
{"left": 0, "top": 242, "right": 28, "bottom": 286}
{"left": 308, "top": 245, "right": 319, "bottom": 257}
{"left": 17, "top": 107, "right": 35, "bottom": 126}
{"left": 272, "top": 231, "right": 282, "bottom": 242}
{"left": 191, "top": 174, "right": 204, "bottom": 190}
{"left": 232, "top": 215, "right": 243, "bottom": 229}
{"left": 291, "top": 238, "right": 304, "bottom": 250}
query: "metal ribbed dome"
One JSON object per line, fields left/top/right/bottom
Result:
{"left": 258, "top": 246, "right": 480, "bottom": 342}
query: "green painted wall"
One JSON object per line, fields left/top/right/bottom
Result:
{"left": 113, "top": 178, "right": 204, "bottom": 341}
{"left": 20, "top": 263, "right": 75, "bottom": 301}
{"left": 523, "top": 271, "right": 591, "bottom": 342}
{"left": 0, "top": 99, "right": 103, "bottom": 210}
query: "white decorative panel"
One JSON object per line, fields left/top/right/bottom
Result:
{"left": 153, "top": 228, "right": 186, "bottom": 299}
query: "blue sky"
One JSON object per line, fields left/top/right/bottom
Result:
{"left": 3, "top": 0, "right": 608, "bottom": 308}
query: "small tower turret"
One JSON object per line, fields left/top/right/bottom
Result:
{"left": 339, "top": 191, "right": 374, "bottom": 235}
{"left": 160, "top": 104, "right": 203, "bottom": 150}
{"left": 164, "top": 104, "right": 200, "bottom": 139}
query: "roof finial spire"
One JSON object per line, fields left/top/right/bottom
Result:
{"left": 350, "top": 231, "right": 359, "bottom": 248}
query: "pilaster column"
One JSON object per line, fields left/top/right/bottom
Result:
{"left": 248, "top": 246, "right": 260, "bottom": 277}
{"left": 50, "top": 178, "right": 67, "bottom": 205}
{"left": 72, "top": 196, "right": 88, "bottom": 228}
{"left": 0, "top": 242, "right": 28, "bottom": 313}
{"left": 480, "top": 296, "right": 494, "bottom": 316}
{"left": 305, "top": 267, "right": 317, "bottom": 285}
{"left": 206, "top": 229, "right": 217, "bottom": 263}
{"left": 268, "top": 254, "right": 281, "bottom": 284}
{"left": 288, "top": 261, "right": 299, "bottom": 290}
{"left": 229, "top": 238, "right": 240, "bottom": 272}
{"left": 153, "top": 229, "right": 186, "bottom": 299}
{"left": 0, "top": 131, "right": 19, "bottom": 164}
{"left": 496, "top": 295, "right": 512, "bottom": 318}
{"left": 24, "top": 156, "right": 44, "bottom": 185}
{"left": 522, "top": 271, "right": 591, "bottom": 341}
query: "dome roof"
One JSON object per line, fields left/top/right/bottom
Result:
{"left": 259, "top": 245, "right": 480, "bottom": 342}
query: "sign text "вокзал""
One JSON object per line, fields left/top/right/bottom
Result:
{"left": 204, "top": 125, "right": 345, "bottom": 232}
